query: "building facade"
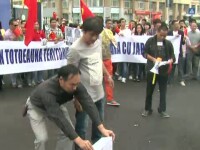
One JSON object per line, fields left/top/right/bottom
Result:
{"left": 13, "top": 0, "right": 200, "bottom": 24}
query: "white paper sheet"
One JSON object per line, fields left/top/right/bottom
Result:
{"left": 93, "top": 137, "right": 113, "bottom": 150}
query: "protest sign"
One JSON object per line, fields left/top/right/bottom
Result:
{"left": 0, "top": 35, "right": 181, "bottom": 75}
{"left": 0, "top": 41, "right": 68, "bottom": 75}
{"left": 111, "top": 35, "right": 181, "bottom": 64}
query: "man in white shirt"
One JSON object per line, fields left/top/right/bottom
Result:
{"left": 187, "top": 19, "right": 200, "bottom": 33}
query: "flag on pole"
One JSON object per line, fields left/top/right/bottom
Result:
{"left": 24, "top": 0, "right": 37, "bottom": 46}
{"left": 80, "top": 0, "right": 95, "bottom": 22}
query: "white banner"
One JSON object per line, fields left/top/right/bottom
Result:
{"left": 0, "top": 41, "right": 68, "bottom": 75}
{"left": 111, "top": 35, "right": 181, "bottom": 64}
{"left": 0, "top": 35, "right": 181, "bottom": 75}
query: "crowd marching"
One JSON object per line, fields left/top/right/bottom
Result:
{"left": 1, "top": 15, "right": 200, "bottom": 150}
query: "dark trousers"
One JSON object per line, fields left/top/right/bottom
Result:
{"left": 145, "top": 72, "right": 168, "bottom": 112}
{"left": 168, "top": 56, "right": 184, "bottom": 83}
{"left": 75, "top": 99, "right": 104, "bottom": 150}
{"left": 112, "top": 63, "right": 117, "bottom": 75}
{"left": 0, "top": 75, "right": 2, "bottom": 90}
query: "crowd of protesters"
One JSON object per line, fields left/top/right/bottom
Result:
{"left": 0, "top": 17, "right": 200, "bottom": 92}
{"left": 1, "top": 15, "right": 200, "bottom": 150}
{"left": 99, "top": 18, "right": 200, "bottom": 88}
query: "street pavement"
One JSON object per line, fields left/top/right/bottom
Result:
{"left": 0, "top": 78, "right": 200, "bottom": 150}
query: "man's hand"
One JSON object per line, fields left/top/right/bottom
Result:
{"left": 119, "top": 32, "right": 124, "bottom": 36}
{"left": 74, "top": 137, "right": 94, "bottom": 150}
{"left": 167, "top": 59, "right": 173, "bottom": 64}
{"left": 98, "top": 124, "right": 115, "bottom": 141}
{"left": 54, "top": 38, "right": 58, "bottom": 44}
{"left": 101, "top": 129, "right": 115, "bottom": 141}
{"left": 74, "top": 98, "right": 83, "bottom": 112}
{"left": 108, "top": 76, "right": 114, "bottom": 88}
{"left": 183, "top": 36, "right": 186, "bottom": 41}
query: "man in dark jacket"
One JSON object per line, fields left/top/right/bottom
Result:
{"left": 26, "top": 64, "right": 115, "bottom": 150}
{"left": 168, "top": 20, "right": 186, "bottom": 86}
{"left": 142, "top": 23, "right": 175, "bottom": 118}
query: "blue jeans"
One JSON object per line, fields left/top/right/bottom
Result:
{"left": 26, "top": 72, "right": 35, "bottom": 85}
{"left": 168, "top": 56, "right": 185, "bottom": 83}
{"left": 34, "top": 71, "right": 44, "bottom": 83}
{"left": 118, "top": 62, "right": 128, "bottom": 78}
{"left": 75, "top": 98, "right": 105, "bottom": 149}
{"left": 10, "top": 73, "right": 22, "bottom": 86}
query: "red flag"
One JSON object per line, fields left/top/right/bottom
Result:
{"left": 80, "top": 0, "right": 95, "bottom": 22}
{"left": 168, "top": 63, "right": 173, "bottom": 75}
{"left": 13, "top": 27, "right": 22, "bottom": 37}
{"left": 24, "top": 0, "right": 37, "bottom": 46}
{"left": 53, "top": 12, "right": 57, "bottom": 19}
{"left": 115, "top": 27, "right": 120, "bottom": 34}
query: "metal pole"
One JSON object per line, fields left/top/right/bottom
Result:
{"left": 149, "top": 0, "right": 152, "bottom": 24}
{"left": 37, "top": 0, "right": 42, "bottom": 29}
{"left": 11, "top": 0, "right": 14, "bottom": 18}
{"left": 166, "top": 0, "right": 169, "bottom": 24}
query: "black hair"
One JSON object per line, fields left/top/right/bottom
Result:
{"left": 82, "top": 16, "right": 104, "bottom": 34}
{"left": 142, "top": 19, "right": 147, "bottom": 22}
{"left": 145, "top": 22, "right": 151, "bottom": 29}
{"left": 113, "top": 20, "right": 118, "bottom": 24}
{"left": 9, "top": 18, "right": 16, "bottom": 25}
{"left": 50, "top": 18, "right": 57, "bottom": 23}
{"left": 58, "top": 64, "right": 80, "bottom": 81}
{"left": 119, "top": 18, "right": 126, "bottom": 23}
{"left": 134, "top": 23, "right": 145, "bottom": 35}
{"left": 179, "top": 19, "right": 185, "bottom": 24}
{"left": 157, "top": 22, "right": 168, "bottom": 32}
{"left": 69, "top": 23, "right": 79, "bottom": 28}
{"left": 189, "top": 18, "right": 196, "bottom": 24}
{"left": 153, "top": 19, "right": 162, "bottom": 25}
{"left": 21, "top": 20, "right": 26, "bottom": 25}
{"left": 171, "top": 19, "right": 178, "bottom": 25}
{"left": 105, "top": 18, "right": 112, "bottom": 24}
{"left": 130, "top": 20, "right": 137, "bottom": 25}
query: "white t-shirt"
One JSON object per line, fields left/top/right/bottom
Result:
{"left": 67, "top": 38, "right": 104, "bottom": 102}
{"left": 173, "top": 31, "right": 179, "bottom": 36}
